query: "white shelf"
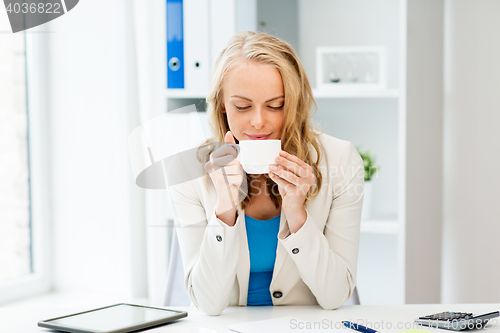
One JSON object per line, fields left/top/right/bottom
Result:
{"left": 312, "top": 88, "right": 399, "bottom": 99}
{"left": 165, "top": 88, "right": 399, "bottom": 100}
{"left": 360, "top": 218, "right": 399, "bottom": 234}
{"left": 165, "top": 90, "right": 207, "bottom": 99}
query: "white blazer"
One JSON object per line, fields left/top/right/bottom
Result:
{"left": 168, "top": 132, "right": 364, "bottom": 315}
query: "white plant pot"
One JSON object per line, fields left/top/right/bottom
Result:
{"left": 361, "top": 181, "right": 373, "bottom": 220}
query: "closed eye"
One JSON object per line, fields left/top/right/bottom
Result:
{"left": 234, "top": 105, "right": 283, "bottom": 110}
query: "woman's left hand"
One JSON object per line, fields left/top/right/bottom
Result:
{"left": 269, "top": 150, "right": 316, "bottom": 232}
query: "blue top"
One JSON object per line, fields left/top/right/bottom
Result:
{"left": 245, "top": 213, "right": 281, "bottom": 306}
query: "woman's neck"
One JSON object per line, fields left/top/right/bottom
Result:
{"left": 249, "top": 174, "right": 268, "bottom": 196}
{"left": 245, "top": 175, "right": 281, "bottom": 220}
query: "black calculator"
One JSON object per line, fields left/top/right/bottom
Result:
{"left": 414, "top": 311, "right": 499, "bottom": 331}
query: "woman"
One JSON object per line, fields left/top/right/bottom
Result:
{"left": 168, "top": 31, "right": 364, "bottom": 316}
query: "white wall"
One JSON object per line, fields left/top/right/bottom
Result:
{"left": 45, "top": 0, "right": 147, "bottom": 298}
{"left": 312, "top": 99, "right": 399, "bottom": 219}
{"left": 442, "top": 0, "right": 500, "bottom": 303}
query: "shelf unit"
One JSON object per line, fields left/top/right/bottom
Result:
{"left": 312, "top": 88, "right": 399, "bottom": 99}
{"left": 143, "top": 0, "right": 444, "bottom": 306}
{"left": 165, "top": 89, "right": 400, "bottom": 100}
{"left": 360, "top": 219, "right": 399, "bottom": 234}
{"left": 165, "top": 90, "right": 207, "bottom": 99}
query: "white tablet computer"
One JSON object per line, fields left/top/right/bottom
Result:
{"left": 38, "top": 303, "right": 188, "bottom": 333}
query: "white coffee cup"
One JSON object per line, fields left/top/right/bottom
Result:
{"left": 237, "top": 139, "right": 281, "bottom": 174}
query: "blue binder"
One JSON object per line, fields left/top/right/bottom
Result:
{"left": 167, "top": 0, "right": 184, "bottom": 89}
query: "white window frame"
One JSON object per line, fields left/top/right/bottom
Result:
{"left": 0, "top": 29, "right": 52, "bottom": 305}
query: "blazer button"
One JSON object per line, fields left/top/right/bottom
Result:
{"left": 272, "top": 291, "right": 283, "bottom": 298}
{"left": 216, "top": 235, "right": 222, "bottom": 242}
{"left": 292, "top": 248, "right": 299, "bottom": 254}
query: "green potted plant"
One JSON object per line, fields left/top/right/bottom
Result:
{"left": 356, "top": 146, "right": 379, "bottom": 220}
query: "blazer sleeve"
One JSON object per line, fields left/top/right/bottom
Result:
{"left": 168, "top": 178, "right": 240, "bottom": 316}
{"left": 277, "top": 141, "right": 364, "bottom": 310}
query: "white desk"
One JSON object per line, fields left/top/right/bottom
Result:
{"left": 2, "top": 303, "right": 499, "bottom": 333}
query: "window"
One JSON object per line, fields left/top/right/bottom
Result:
{"left": 0, "top": 13, "right": 32, "bottom": 284}
{"left": 0, "top": 12, "right": 51, "bottom": 304}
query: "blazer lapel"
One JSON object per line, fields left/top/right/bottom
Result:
{"left": 272, "top": 208, "right": 288, "bottom": 278}
{"left": 236, "top": 205, "right": 250, "bottom": 306}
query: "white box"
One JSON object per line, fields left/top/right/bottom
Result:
{"left": 316, "top": 46, "right": 386, "bottom": 90}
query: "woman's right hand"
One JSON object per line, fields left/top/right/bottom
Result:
{"left": 205, "top": 131, "right": 246, "bottom": 225}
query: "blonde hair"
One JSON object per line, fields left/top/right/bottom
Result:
{"left": 197, "top": 31, "right": 324, "bottom": 211}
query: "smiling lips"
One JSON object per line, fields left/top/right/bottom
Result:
{"left": 246, "top": 133, "right": 271, "bottom": 140}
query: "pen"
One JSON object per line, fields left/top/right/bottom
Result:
{"left": 343, "top": 321, "right": 380, "bottom": 333}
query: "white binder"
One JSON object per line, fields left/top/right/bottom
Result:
{"left": 183, "top": 0, "right": 210, "bottom": 93}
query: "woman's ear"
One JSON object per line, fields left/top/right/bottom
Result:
{"left": 222, "top": 104, "right": 226, "bottom": 113}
